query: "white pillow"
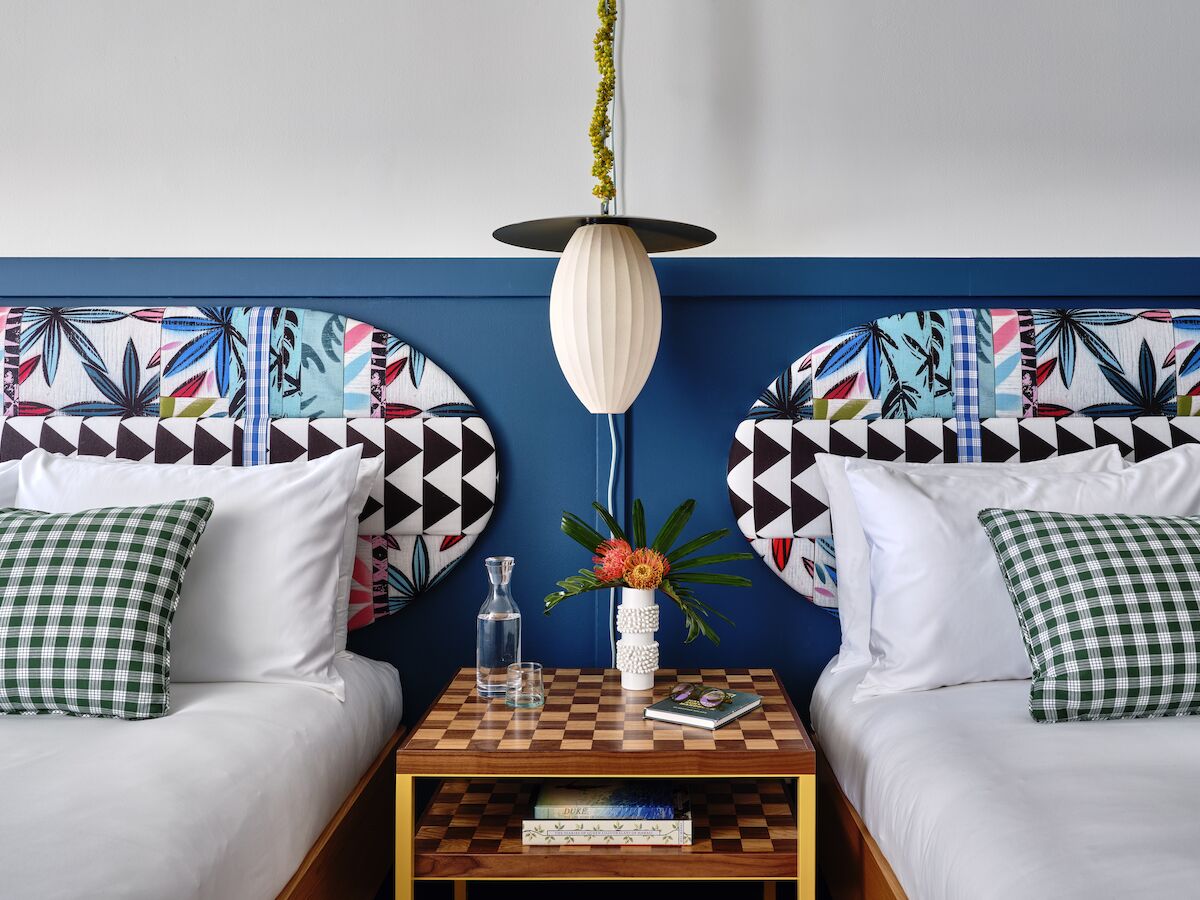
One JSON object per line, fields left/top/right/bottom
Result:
{"left": 0, "top": 459, "right": 17, "bottom": 505}
{"left": 16, "top": 446, "right": 364, "bottom": 697}
{"left": 815, "top": 447, "right": 1124, "bottom": 673}
{"left": 845, "top": 444, "right": 1200, "bottom": 700}
{"left": 335, "top": 453, "right": 384, "bottom": 652}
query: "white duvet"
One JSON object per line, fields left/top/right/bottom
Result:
{"left": 0, "top": 653, "right": 402, "bottom": 900}
{"left": 813, "top": 660, "right": 1200, "bottom": 900}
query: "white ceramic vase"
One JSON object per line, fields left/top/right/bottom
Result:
{"left": 615, "top": 587, "right": 659, "bottom": 691}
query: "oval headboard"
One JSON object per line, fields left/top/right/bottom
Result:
{"left": 0, "top": 305, "right": 498, "bottom": 629}
{"left": 727, "top": 307, "right": 1200, "bottom": 608}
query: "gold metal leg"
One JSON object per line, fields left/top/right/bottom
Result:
{"left": 453, "top": 881, "right": 468, "bottom": 900}
{"left": 797, "top": 774, "right": 816, "bottom": 900}
{"left": 395, "top": 775, "right": 415, "bottom": 900}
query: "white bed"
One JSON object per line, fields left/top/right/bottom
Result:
{"left": 0, "top": 652, "right": 402, "bottom": 900}
{"left": 813, "top": 659, "right": 1200, "bottom": 900}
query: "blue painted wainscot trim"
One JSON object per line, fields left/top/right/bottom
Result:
{"left": 1, "top": 257, "right": 1196, "bottom": 722}
{"left": 3, "top": 256, "right": 1200, "bottom": 297}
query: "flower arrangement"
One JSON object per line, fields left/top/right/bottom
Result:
{"left": 545, "top": 499, "right": 753, "bottom": 645}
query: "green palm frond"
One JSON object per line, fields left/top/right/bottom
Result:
{"left": 591, "top": 502, "right": 628, "bottom": 543}
{"left": 632, "top": 499, "right": 646, "bottom": 548}
{"left": 666, "top": 529, "right": 729, "bottom": 563}
{"left": 561, "top": 512, "right": 606, "bottom": 553}
{"left": 669, "top": 552, "right": 754, "bottom": 571}
{"left": 670, "top": 572, "right": 753, "bottom": 587}
{"left": 652, "top": 500, "right": 695, "bottom": 553}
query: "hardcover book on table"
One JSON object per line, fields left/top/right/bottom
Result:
{"left": 522, "top": 814, "right": 693, "bottom": 846}
{"left": 643, "top": 686, "right": 762, "bottom": 730}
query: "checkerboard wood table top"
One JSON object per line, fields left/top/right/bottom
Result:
{"left": 396, "top": 667, "right": 814, "bottom": 777}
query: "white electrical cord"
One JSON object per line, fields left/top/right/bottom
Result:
{"left": 604, "top": 4, "right": 623, "bottom": 668}
{"left": 606, "top": 412, "right": 618, "bottom": 667}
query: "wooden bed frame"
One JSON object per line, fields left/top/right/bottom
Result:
{"left": 277, "top": 727, "right": 405, "bottom": 900}
{"left": 816, "top": 741, "right": 906, "bottom": 900}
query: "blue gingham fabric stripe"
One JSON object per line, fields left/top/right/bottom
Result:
{"left": 242, "top": 306, "right": 272, "bottom": 466}
{"left": 950, "top": 307, "right": 981, "bottom": 462}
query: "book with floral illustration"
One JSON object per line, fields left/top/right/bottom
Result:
{"left": 521, "top": 813, "right": 693, "bottom": 846}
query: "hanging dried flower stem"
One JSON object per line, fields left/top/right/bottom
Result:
{"left": 590, "top": 0, "right": 617, "bottom": 209}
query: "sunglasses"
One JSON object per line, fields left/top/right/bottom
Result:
{"left": 668, "top": 683, "right": 733, "bottom": 708}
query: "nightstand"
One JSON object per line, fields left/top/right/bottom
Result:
{"left": 395, "top": 667, "right": 815, "bottom": 900}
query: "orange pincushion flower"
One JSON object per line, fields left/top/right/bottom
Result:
{"left": 623, "top": 548, "right": 670, "bottom": 590}
{"left": 593, "top": 539, "right": 633, "bottom": 581}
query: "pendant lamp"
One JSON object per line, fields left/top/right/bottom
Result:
{"left": 493, "top": 0, "right": 714, "bottom": 415}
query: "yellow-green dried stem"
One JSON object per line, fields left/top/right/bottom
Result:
{"left": 591, "top": 0, "right": 617, "bottom": 204}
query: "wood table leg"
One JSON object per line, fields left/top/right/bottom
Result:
{"left": 763, "top": 881, "right": 777, "bottom": 900}
{"left": 453, "top": 881, "right": 468, "bottom": 900}
{"left": 797, "top": 774, "right": 816, "bottom": 900}
{"left": 395, "top": 775, "right": 415, "bottom": 900}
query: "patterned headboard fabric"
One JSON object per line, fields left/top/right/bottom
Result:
{"left": 0, "top": 305, "right": 498, "bottom": 630}
{"left": 727, "top": 307, "right": 1200, "bottom": 609}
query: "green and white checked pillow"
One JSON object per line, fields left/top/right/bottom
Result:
{"left": 0, "top": 498, "right": 213, "bottom": 719}
{"left": 978, "top": 507, "right": 1200, "bottom": 723}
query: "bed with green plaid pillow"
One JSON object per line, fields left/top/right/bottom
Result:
{"left": 0, "top": 498, "right": 213, "bottom": 719}
{"left": 978, "top": 507, "right": 1200, "bottom": 723}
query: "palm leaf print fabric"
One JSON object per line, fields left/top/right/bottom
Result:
{"left": 0, "top": 305, "right": 498, "bottom": 630}
{"left": 1032, "top": 309, "right": 1175, "bottom": 417}
{"left": 17, "top": 308, "right": 162, "bottom": 417}
{"left": 1172, "top": 310, "right": 1200, "bottom": 414}
{"left": 805, "top": 311, "right": 954, "bottom": 420}
{"left": 730, "top": 307, "right": 1200, "bottom": 609}
{"left": 159, "top": 306, "right": 249, "bottom": 418}
{"left": 282, "top": 310, "right": 345, "bottom": 418}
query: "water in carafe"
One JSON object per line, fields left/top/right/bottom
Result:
{"left": 476, "top": 556, "right": 521, "bottom": 696}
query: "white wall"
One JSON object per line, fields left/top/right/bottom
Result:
{"left": 1, "top": 1, "right": 1197, "bottom": 257}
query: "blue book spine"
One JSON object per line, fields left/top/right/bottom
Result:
{"left": 536, "top": 803, "right": 674, "bottom": 820}
{"left": 533, "top": 784, "right": 678, "bottom": 820}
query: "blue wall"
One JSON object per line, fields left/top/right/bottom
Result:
{"left": 2, "top": 258, "right": 1197, "bottom": 722}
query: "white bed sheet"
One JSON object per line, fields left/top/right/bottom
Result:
{"left": 813, "top": 659, "right": 1200, "bottom": 900}
{"left": 0, "top": 652, "right": 402, "bottom": 900}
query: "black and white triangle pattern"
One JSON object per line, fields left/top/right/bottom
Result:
{"left": 386, "top": 417, "right": 497, "bottom": 535}
{"left": 727, "top": 416, "right": 1200, "bottom": 541}
{"left": 978, "top": 416, "right": 1200, "bottom": 464}
{"left": 728, "top": 418, "right": 958, "bottom": 539}
{"left": 0, "top": 417, "right": 242, "bottom": 466}
{"left": 268, "top": 417, "right": 498, "bottom": 536}
{"left": 0, "top": 414, "right": 498, "bottom": 539}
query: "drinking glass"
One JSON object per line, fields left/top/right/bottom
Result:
{"left": 505, "top": 662, "right": 545, "bottom": 708}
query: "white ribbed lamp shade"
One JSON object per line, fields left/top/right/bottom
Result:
{"left": 548, "top": 223, "right": 662, "bottom": 414}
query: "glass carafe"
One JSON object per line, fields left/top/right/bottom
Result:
{"left": 476, "top": 556, "right": 521, "bottom": 697}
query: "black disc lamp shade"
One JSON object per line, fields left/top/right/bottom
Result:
{"left": 492, "top": 215, "right": 716, "bottom": 254}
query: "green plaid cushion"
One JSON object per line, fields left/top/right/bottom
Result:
{"left": 978, "top": 507, "right": 1200, "bottom": 723}
{"left": 0, "top": 498, "right": 213, "bottom": 719}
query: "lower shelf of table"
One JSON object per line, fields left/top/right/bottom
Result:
{"left": 412, "top": 778, "right": 799, "bottom": 880}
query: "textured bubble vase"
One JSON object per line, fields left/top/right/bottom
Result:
{"left": 616, "top": 587, "right": 659, "bottom": 691}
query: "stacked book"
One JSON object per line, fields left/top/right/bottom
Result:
{"left": 521, "top": 782, "right": 692, "bottom": 846}
{"left": 643, "top": 684, "right": 762, "bottom": 729}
